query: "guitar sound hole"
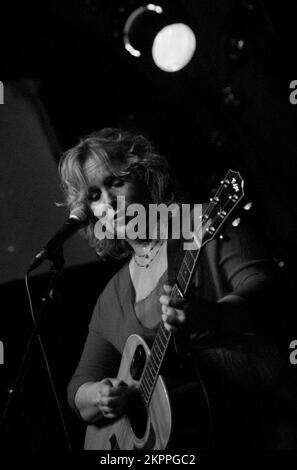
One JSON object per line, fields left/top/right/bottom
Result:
{"left": 127, "top": 391, "right": 148, "bottom": 439}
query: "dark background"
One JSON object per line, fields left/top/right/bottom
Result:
{"left": 0, "top": 0, "right": 297, "bottom": 449}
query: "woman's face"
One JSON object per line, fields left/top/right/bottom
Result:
{"left": 84, "top": 156, "right": 151, "bottom": 239}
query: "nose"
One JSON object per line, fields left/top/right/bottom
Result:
{"left": 90, "top": 188, "right": 115, "bottom": 216}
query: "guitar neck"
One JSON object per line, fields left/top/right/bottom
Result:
{"left": 138, "top": 169, "right": 244, "bottom": 407}
{"left": 138, "top": 249, "right": 200, "bottom": 408}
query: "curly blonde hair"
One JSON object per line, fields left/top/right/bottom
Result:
{"left": 59, "top": 128, "right": 174, "bottom": 259}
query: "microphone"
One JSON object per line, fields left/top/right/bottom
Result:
{"left": 28, "top": 207, "right": 88, "bottom": 272}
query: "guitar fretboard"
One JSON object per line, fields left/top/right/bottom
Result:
{"left": 138, "top": 170, "right": 244, "bottom": 407}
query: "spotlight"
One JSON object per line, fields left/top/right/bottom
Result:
{"left": 123, "top": 4, "right": 196, "bottom": 72}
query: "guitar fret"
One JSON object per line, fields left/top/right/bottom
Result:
{"left": 148, "top": 358, "right": 157, "bottom": 377}
{"left": 139, "top": 382, "right": 147, "bottom": 400}
{"left": 177, "top": 274, "right": 186, "bottom": 293}
{"left": 141, "top": 376, "right": 150, "bottom": 396}
{"left": 160, "top": 326, "right": 169, "bottom": 345}
{"left": 158, "top": 334, "right": 166, "bottom": 349}
{"left": 153, "top": 350, "right": 161, "bottom": 362}
{"left": 155, "top": 335, "right": 165, "bottom": 351}
{"left": 145, "top": 365, "right": 154, "bottom": 384}
{"left": 191, "top": 250, "right": 199, "bottom": 262}
{"left": 159, "top": 325, "right": 166, "bottom": 340}
{"left": 148, "top": 359, "right": 156, "bottom": 376}
{"left": 144, "top": 373, "right": 153, "bottom": 394}
{"left": 184, "top": 252, "right": 194, "bottom": 271}
{"left": 150, "top": 353, "right": 159, "bottom": 372}
{"left": 171, "top": 285, "right": 180, "bottom": 298}
{"left": 187, "top": 250, "right": 197, "bottom": 262}
{"left": 152, "top": 343, "right": 162, "bottom": 361}
{"left": 179, "top": 263, "right": 190, "bottom": 282}
{"left": 139, "top": 387, "right": 149, "bottom": 407}
{"left": 178, "top": 269, "right": 187, "bottom": 283}
{"left": 153, "top": 345, "right": 164, "bottom": 362}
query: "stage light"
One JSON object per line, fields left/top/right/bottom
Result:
{"left": 152, "top": 23, "right": 196, "bottom": 72}
{"left": 123, "top": 4, "right": 196, "bottom": 72}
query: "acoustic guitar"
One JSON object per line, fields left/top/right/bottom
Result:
{"left": 85, "top": 170, "right": 245, "bottom": 450}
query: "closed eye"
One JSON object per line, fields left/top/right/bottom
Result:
{"left": 87, "top": 187, "right": 101, "bottom": 202}
{"left": 112, "top": 178, "right": 125, "bottom": 188}
{"left": 104, "top": 174, "right": 126, "bottom": 188}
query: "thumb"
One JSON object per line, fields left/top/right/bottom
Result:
{"left": 103, "top": 378, "right": 116, "bottom": 387}
{"left": 110, "top": 378, "right": 127, "bottom": 388}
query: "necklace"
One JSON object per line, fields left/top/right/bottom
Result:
{"left": 134, "top": 241, "right": 163, "bottom": 268}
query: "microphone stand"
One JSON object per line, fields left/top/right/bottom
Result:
{"left": 0, "top": 249, "right": 71, "bottom": 449}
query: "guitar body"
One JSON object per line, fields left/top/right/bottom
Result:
{"left": 85, "top": 334, "right": 171, "bottom": 450}
{"left": 85, "top": 334, "right": 208, "bottom": 450}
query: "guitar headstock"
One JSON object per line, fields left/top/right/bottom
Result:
{"left": 201, "top": 169, "right": 245, "bottom": 246}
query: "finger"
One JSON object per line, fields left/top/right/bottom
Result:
{"left": 102, "top": 378, "right": 114, "bottom": 387}
{"left": 102, "top": 410, "right": 117, "bottom": 419}
{"left": 103, "top": 412, "right": 116, "bottom": 419}
{"left": 162, "top": 312, "right": 180, "bottom": 326}
{"left": 169, "top": 298, "right": 186, "bottom": 310}
{"left": 100, "top": 384, "right": 113, "bottom": 396}
{"left": 160, "top": 294, "right": 186, "bottom": 311}
{"left": 100, "top": 396, "right": 122, "bottom": 408}
{"left": 100, "top": 403, "right": 112, "bottom": 413}
{"left": 100, "top": 378, "right": 117, "bottom": 393}
{"left": 100, "top": 405, "right": 116, "bottom": 418}
{"left": 101, "top": 380, "right": 127, "bottom": 398}
{"left": 109, "top": 378, "right": 127, "bottom": 388}
{"left": 162, "top": 308, "right": 185, "bottom": 328}
{"left": 161, "top": 304, "right": 175, "bottom": 317}
{"left": 163, "top": 284, "right": 173, "bottom": 294}
{"left": 176, "top": 309, "right": 186, "bottom": 323}
{"left": 159, "top": 294, "right": 170, "bottom": 306}
{"left": 162, "top": 309, "right": 179, "bottom": 326}
{"left": 162, "top": 315, "right": 178, "bottom": 332}
{"left": 162, "top": 305, "right": 185, "bottom": 322}
{"left": 101, "top": 386, "right": 122, "bottom": 397}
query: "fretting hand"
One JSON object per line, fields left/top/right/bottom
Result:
{"left": 160, "top": 284, "right": 220, "bottom": 335}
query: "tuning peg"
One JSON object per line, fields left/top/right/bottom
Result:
{"left": 232, "top": 217, "right": 241, "bottom": 227}
{"left": 209, "top": 196, "right": 219, "bottom": 204}
{"left": 206, "top": 226, "right": 216, "bottom": 234}
{"left": 243, "top": 201, "right": 252, "bottom": 210}
{"left": 273, "top": 257, "right": 285, "bottom": 268}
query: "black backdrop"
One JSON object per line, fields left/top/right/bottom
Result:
{"left": 0, "top": 0, "right": 297, "bottom": 449}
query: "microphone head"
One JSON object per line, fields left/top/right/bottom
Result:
{"left": 69, "top": 206, "right": 89, "bottom": 226}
